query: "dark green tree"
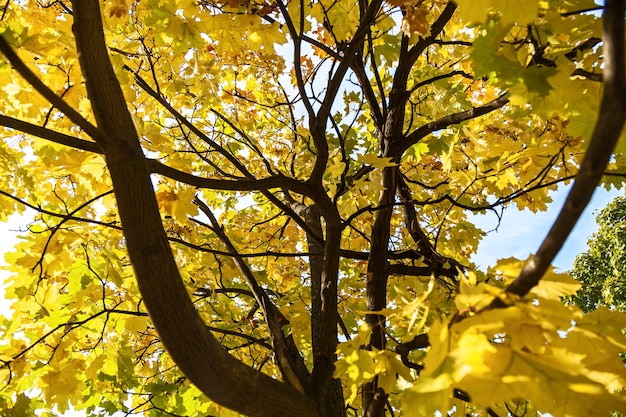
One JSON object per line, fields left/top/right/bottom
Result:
{"left": 570, "top": 195, "right": 626, "bottom": 312}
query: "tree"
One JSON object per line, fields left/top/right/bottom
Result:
{"left": 0, "top": 0, "right": 625, "bottom": 416}
{"left": 571, "top": 195, "right": 626, "bottom": 313}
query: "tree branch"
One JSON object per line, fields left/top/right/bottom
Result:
{"left": 193, "top": 197, "right": 310, "bottom": 394}
{"left": 0, "top": 35, "right": 103, "bottom": 143}
{"left": 68, "top": 1, "right": 321, "bottom": 415}
{"left": 391, "top": 93, "right": 509, "bottom": 156}
{"left": 0, "top": 112, "right": 313, "bottom": 195}
{"left": 0, "top": 114, "right": 102, "bottom": 153}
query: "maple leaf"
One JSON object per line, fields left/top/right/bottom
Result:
{"left": 156, "top": 184, "right": 199, "bottom": 224}
{"left": 400, "top": 4, "right": 430, "bottom": 36}
{"left": 109, "top": 5, "right": 126, "bottom": 18}
{"left": 494, "top": 168, "right": 518, "bottom": 190}
{"left": 454, "top": 0, "right": 539, "bottom": 25}
{"left": 358, "top": 153, "right": 398, "bottom": 168}
{"left": 40, "top": 360, "right": 87, "bottom": 405}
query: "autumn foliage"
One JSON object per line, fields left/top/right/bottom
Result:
{"left": 0, "top": 0, "right": 625, "bottom": 416}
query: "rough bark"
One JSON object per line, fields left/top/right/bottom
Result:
{"left": 360, "top": 5, "right": 509, "bottom": 414}
{"left": 293, "top": 202, "right": 346, "bottom": 417}
{"left": 302, "top": 204, "right": 325, "bottom": 365}
{"left": 69, "top": 1, "right": 322, "bottom": 416}
{"left": 311, "top": 222, "right": 346, "bottom": 417}
{"left": 363, "top": 165, "right": 397, "bottom": 416}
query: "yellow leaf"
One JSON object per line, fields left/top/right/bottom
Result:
{"left": 84, "top": 354, "right": 107, "bottom": 381}
{"left": 494, "top": 168, "right": 518, "bottom": 190}
{"left": 402, "top": 386, "right": 453, "bottom": 417}
{"left": 312, "top": 0, "right": 359, "bottom": 41}
{"left": 453, "top": 0, "right": 493, "bottom": 23}
{"left": 125, "top": 314, "right": 149, "bottom": 334}
{"left": 455, "top": 276, "right": 502, "bottom": 311}
{"left": 531, "top": 270, "right": 582, "bottom": 300}
{"left": 40, "top": 360, "right": 87, "bottom": 404}
{"left": 576, "top": 307, "right": 626, "bottom": 350}
{"left": 418, "top": 319, "right": 452, "bottom": 379}
{"left": 80, "top": 154, "right": 107, "bottom": 178}
{"left": 455, "top": 0, "right": 539, "bottom": 25}
{"left": 156, "top": 184, "right": 198, "bottom": 224}
{"left": 452, "top": 329, "right": 497, "bottom": 374}
{"left": 374, "top": 349, "right": 413, "bottom": 391}
{"left": 248, "top": 25, "right": 287, "bottom": 51}
{"left": 488, "top": 257, "right": 526, "bottom": 284}
{"left": 499, "top": 1, "right": 539, "bottom": 25}
{"left": 358, "top": 154, "right": 398, "bottom": 169}
{"left": 400, "top": 4, "right": 430, "bottom": 36}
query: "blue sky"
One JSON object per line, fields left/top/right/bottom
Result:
{"left": 471, "top": 184, "right": 622, "bottom": 271}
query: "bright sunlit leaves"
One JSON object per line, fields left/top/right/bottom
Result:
{"left": 403, "top": 259, "right": 626, "bottom": 417}
{"left": 454, "top": 0, "right": 539, "bottom": 25}
{"left": 0, "top": 0, "right": 623, "bottom": 416}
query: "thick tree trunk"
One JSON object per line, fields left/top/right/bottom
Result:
{"left": 295, "top": 203, "right": 346, "bottom": 417}
{"left": 304, "top": 205, "right": 325, "bottom": 373}
{"left": 312, "top": 223, "right": 346, "bottom": 417}
{"left": 363, "top": 165, "right": 397, "bottom": 417}
{"left": 70, "top": 1, "right": 321, "bottom": 416}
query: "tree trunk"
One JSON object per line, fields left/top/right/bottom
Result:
{"left": 312, "top": 223, "right": 347, "bottom": 417}
{"left": 363, "top": 165, "right": 397, "bottom": 416}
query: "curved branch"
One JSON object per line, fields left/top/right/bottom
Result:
{"left": 68, "top": 1, "right": 321, "bottom": 416}
{"left": 396, "top": 175, "right": 464, "bottom": 274}
{"left": 148, "top": 159, "right": 311, "bottom": 194}
{"left": 0, "top": 113, "right": 315, "bottom": 196}
{"left": 2, "top": 307, "right": 273, "bottom": 370}
{"left": 0, "top": 189, "right": 121, "bottom": 230}
{"left": 0, "top": 114, "right": 102, "bottom": 153}
{"left": 127, "top": 67, "right": 267, "bottom": 179}
{"left": 309, "top": 0, "right": 384, "bottom": 183}
{"left": 408, "top": 70, "right": 473, "bottom": 94}
{"left": 395, "top": 333, "right": 428, "bottom": 371}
